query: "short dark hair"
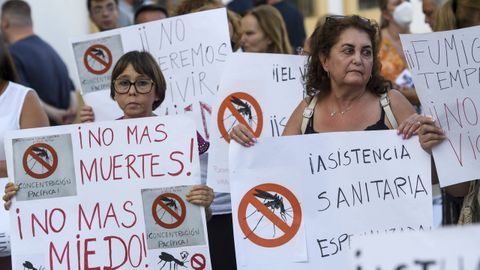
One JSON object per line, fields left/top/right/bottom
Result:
{"left": 87, "top": 0, "right": 118, "bottom": 11}
{"left": 134, "top": 3, "right": 169, "bottom": 23}
{"left": 110, "top": 51, "right": 166, "bottom": 110}
{"left": 1, "top": 0, "right": 32, "bottom": 27}
{"left": 0, "top": 35, "right": 18, "bottom": 82}
{"left": 306, "top": 15, "right": 389, "bottom": 97}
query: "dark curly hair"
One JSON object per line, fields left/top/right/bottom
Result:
{"left": 305, "top": 15, "right": 390, "bottom": 97}
{"left": 110, "top": 51, "right": 166, "bottom": 110}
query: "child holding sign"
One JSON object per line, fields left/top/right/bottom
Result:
{"left": 4, "top": 51, "right": 214, "bottom": 212}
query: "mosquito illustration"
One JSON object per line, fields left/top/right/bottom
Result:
{"left": 31, "top": 147, "right": 50, "bottom": 161}
{"left": 230, "top": 96, "right": 253, "bottom": 121}
{"left": 223, "top": 96, "right": 257, "bottom": 135}
{"left": 27, "top": 146, "right": 51, "bottom": 173}
{"left": 22, "top": 261, "right": 45, "bottom": 270}
{"left": 158, "top": 251, "right": 189, "bottom": 270}
{"left": 243, "top": 189, "right": 293, "bottom": 239}
{"left": 90, "top": 47, "right": 106, "bottom": 59}
{"left": 156, "top": 196, "right": 180, "bottom": 222}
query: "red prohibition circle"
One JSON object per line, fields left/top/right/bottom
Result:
{"left": 152, "top": 193, "right": 186, "bottom": 229}
{"left": 190, "top": 253, "right": 206, "bottom": 270}
{"left": 238, "top": 183, "right": 302, "bottom": 248}
{"left": 83, "top": 44, "right": 113, "bottom": 75}
{"left": 22, "top": 143, "right": 58, "bottom": 179}
{"left": 217, "top": 92, "right": 263, "bottom": 143}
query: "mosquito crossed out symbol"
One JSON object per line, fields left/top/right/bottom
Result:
{"left": 238, "top": 183, "right": 302, "bottom": 248}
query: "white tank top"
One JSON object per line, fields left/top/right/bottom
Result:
{"left": 0, "top": 81, "right": 31, "bottom": 160}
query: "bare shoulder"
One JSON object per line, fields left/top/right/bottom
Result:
{"left": 282, "top": 96, "right": 314, "bottom": 136}
{"left": 387, "top": 89, "right": 416, "bottom": 123}
{"left": 20, "top": 90, "right": 49, "bottom": 128}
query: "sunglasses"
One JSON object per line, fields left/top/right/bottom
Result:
{"left": 325, "top": 15, "right": 371, "bottom": 24}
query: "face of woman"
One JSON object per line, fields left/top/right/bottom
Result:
{"left": 113, "top": 64, "right": 158, "bottom": 119}
{"left": 322, "top": 28, "right": 373, "bottom": 89}
{"left": 240, "top": 14, "right": 271, "bottom": 53}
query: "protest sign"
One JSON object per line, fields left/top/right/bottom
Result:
{"left": 349, "top": 224, "right": 480, "bottom": 270}
{"left": 4, "top": 116, "right": 212, "bottom": 270}
{"left": 208, "top": 53, "right": 306, "bottom": 192}
{"left": 400, "top": 26, "right": 480, "bottom": 186}
{"left": 0, "top": 177, "right": 10, "bottom": 257}
{"left": 71, "top": 8, "right": 232, "bottom": 147}
{"left": 229, "top": 130, "right": 433, "bottom": 269}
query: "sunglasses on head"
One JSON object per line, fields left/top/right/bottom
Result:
{"left": 325, "top": 15, "right": 371, "bottom": 24}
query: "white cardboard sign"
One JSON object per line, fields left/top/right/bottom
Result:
{"left": 71, "top": 8, "right": 232, "bottom": 146}
{"left": 5, "top": 116, "right": 212, "bottom": 270}
{"left": 349, "top": 225, "right": 480, "bottom": 270}
{"left": 229, "top": 131, "right": 433, "bottom": 269}
{"left": 207, "top": 53, "right": 306, "bottom": 192}
{"left": 400, "top": 26, "right": 480, "bottom": 186}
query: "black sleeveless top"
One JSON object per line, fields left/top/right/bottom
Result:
{"left": 304, "top": 105, "right": 389, "bottom": 134}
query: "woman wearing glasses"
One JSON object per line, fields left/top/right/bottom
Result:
{"left": 81, "top": 51, "right": 213, "bottom": 208}
{"left": 231, "top": 15, "right": 419, "bottom": 142}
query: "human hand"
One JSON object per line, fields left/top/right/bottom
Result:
{"left": 397, "top": 113, "right": 423, "bottom": 139}
{"left": 229, "top": 124, "right": 257, "bottom": 147}
{"left": 186, "top": 185, "right": 214, "bottom": 208}
{"left": 417, "top": 116, "right": 445, "bottom": 154}
{"left": 3, "top": 182, "right": 18, "bottom": 210}
{"left": 79, "top": 105, "right": 95, "bottom": 123}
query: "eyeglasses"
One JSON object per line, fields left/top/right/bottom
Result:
{"left": 113, "top": 79, "right": 155, "bottom": 94}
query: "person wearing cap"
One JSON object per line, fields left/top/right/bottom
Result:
{"left": 134, "top": 1, "right": 168, "bottom": 24}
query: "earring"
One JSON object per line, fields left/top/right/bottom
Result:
{"left": 326, "top": 71, "right": 330, "bottom": 78}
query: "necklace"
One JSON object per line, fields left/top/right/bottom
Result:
{"left": 329, "top": 91, "right": 366, "bottom": 117}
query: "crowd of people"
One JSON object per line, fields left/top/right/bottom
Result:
{"left": 1, "top": 0, "right": 479, "bottom": 269}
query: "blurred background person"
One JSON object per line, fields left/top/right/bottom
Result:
{"left": 1, "top": 0, "right": 78, "bottom": 125}
{"left": 134, "top": 1, "right": 169, "bottom": 24}
{"left": 378, "top": 0, "right": 420, "bottom": 107}
{"left": 240, "top": 4, "right": 292, "bottom": 54}
{"left": 173, "top": 0, "right": 219, "bottom": 16}
{"left": 435, "top": 0, "right": 480, "bottom": 31}
{"left": 253, "top": 0, "right": 305, "bottom": 53}
{"left": 422, "top": 0, "right": 447, "bottom": 31}
{"left": 88, "top": 0, "right": 120, "bottom": 31}
{"left": 117, "top": 0, "right": 144, "bottom": 26}
{"left": 193, "top": 2, "right": 242, "bottom": 51}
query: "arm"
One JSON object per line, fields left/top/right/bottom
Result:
{"left": 21, "top": 90, "right": 50, "bottom": 129}
{"left": 41, "top": 100, "right": 75, "bottom": 125}
{"left": 3, "top": 90, "right": 49, "bottom": 208}
{"left": 398, "top": 86, "right": 420, "bottom": 106}
{"left": 65, "top": 91, "right": 79, "bottom": 124}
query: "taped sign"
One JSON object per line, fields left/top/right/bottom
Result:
{"left": 217, "top": 92, "right": 263, "bottom": 143}
{"left": 152, "top": 193, "right": 187, "bottom": 229}
{"left": 83, "top": 44, "right": 113, "bottom": 75}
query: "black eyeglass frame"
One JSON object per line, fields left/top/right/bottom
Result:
{"left": 112, "top": 79, "right": 155, "bottom": 94}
